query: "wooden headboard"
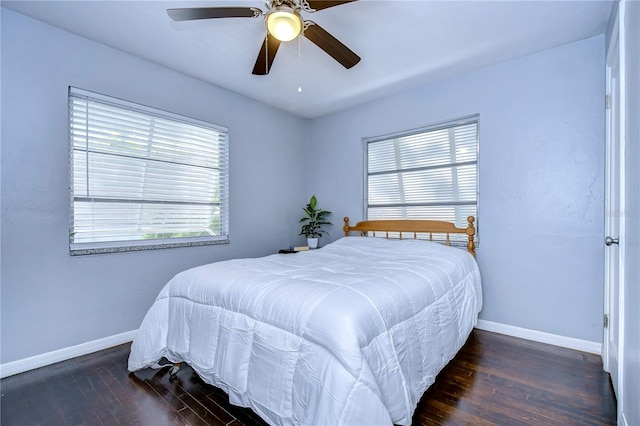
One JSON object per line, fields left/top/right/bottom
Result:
{"left": 343, "top": 216, "right": 476, "bottom": 257}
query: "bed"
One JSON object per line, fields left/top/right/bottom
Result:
{"left": 128, "top": 217, "right": 481, "bottom": 425}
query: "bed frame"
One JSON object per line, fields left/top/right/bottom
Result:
{"left": 343, "top": 216, "right": 476, "bottom": 257}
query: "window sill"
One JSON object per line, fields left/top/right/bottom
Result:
{"left": 70, "top": 237, "right": 230, "bottom": 256}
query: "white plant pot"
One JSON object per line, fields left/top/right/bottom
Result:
{"left": 307, "top": 237, "right": 319, "bottom": 249}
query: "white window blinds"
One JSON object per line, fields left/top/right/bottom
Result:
{"left": 366, "top": 117, "right": 478, "bottom": 243}
{"left": 69, "top": 87, "right": 229, "bottom": 255}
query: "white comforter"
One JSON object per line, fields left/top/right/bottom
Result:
{"left": 128, "top": 237, "right": 482, "bottom": 426}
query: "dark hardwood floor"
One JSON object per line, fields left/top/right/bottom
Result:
{"left": 1, "top": 329, "right": 616, "bottom": 425}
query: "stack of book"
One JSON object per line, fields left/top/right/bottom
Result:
{"left": 278, "top": 246, "right": 310, "bottom": 254}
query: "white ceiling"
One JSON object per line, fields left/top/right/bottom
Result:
{"left": 3, "top": 0, "right": 613, "bottom": 118}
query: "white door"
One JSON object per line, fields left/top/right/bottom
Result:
{"left": 603, "top": 27, "right": 621, "bottom": 398}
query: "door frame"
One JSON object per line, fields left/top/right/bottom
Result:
{"left": 603, "top": 2, "right": 627, "bottom": 416}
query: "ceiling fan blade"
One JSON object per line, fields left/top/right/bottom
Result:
{"left": 303, "top": 22, "right": 360, "bottom": 69}
{"left": 306, "top": 0, "right": 357, "bottom": 11}
{"left": 167, "top": 7, "right": 261, "bottom": 21}
{"left": 252, "top": 34, "right": 282, "bottom": 75}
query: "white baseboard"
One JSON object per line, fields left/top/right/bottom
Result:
{"left": 0, "top": 329, "right": 137, "bottom": 379}
{"left": 476, "top": 319, "right": 602, "bottom": 354}
{"left": 0, "top": 323, "right": 602, "bottom": 379}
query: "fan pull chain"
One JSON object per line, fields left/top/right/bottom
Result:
{"left": 297, "top": 35, "right": 303, "bottom": 93}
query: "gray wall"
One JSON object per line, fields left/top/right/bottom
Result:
{"left": 0, "top": 10, "right": 308, "bottom": 364}
{"left": 1, "top": 7, "right": 610, "bottom": 365}
{"left": 306, "top": 36, "right": 606, "bottom": 343}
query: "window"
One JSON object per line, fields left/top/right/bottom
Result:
{"left": 365, "top": 116, "right": 478, "bottom": 244}
{"left": 69, "top": 87, "right": 229, "bottom": 255}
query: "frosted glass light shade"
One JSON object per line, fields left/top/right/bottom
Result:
{"left": 266, "top": 7, "right": 302, "bottom": 42}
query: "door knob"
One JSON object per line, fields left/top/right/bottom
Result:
{"left": 605, "top": 236, "right": 619, "bottom": 246}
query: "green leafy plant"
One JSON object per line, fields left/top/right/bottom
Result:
{"left": 299, "top": 195, "right": 332, "bottom": 238}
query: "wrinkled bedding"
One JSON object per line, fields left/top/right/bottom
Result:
{"left": 128, "top": 237, "right": 482, "bottom": 425}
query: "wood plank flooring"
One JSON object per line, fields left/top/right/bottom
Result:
{"left": 0, "top": 329, "right": 616, "bottom": 425}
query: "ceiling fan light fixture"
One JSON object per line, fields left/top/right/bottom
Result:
{"left": 266, "top": 6, "right": 302, "bottom": 42}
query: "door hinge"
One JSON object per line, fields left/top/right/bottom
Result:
{"left": 604, "top": 314, "right": 609, "bottom": 328}
{"left": 605, "top": 94, "right": 611, "bottom": 109}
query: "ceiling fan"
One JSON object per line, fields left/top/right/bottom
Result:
{"left": 167, "top": 0, "right": 361, "bottom": 75}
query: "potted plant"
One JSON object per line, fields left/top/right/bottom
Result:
{"left": 299, "top": 195, "right": 332, "bottom": 249}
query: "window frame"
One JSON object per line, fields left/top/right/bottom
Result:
{"left": 363, "top": 115, "right": 479, "bottom": 244}
{"left": 68, "top": 87, "right": 230, "bottom": 256}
